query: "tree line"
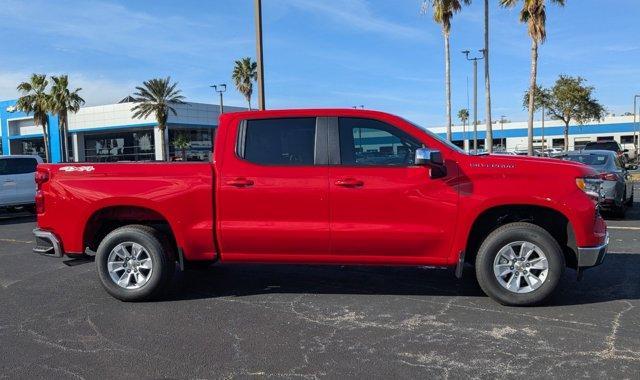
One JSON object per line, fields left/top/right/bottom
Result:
{"left": 425, "top": 0, "right": 604, "bottom": 154}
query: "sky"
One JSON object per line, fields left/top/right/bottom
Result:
{"left": 0, "top": 0, "right": 639, "bottom": 127}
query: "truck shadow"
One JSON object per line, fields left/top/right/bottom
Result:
{"left": 165, "top": 252, "right": 639, "bottom": 306}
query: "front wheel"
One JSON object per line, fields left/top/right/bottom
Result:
{"left": 475, "top": 222, "right": 565, "bottom": 306}
{"left": 96, "top": 225, "right": 175, "bottom": 301}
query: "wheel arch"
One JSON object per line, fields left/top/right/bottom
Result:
{"left": 464, "top": 204, "right": 578, "bottom": 269}
{"left": 83, "top": 205, "right": 178, "bottom": 255}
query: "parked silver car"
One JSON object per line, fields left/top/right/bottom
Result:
{"left": 0, "top": 155, "right": 43, "bottom": 211}
{"left": 562, "top": 150, "right": 636, "bottom": 217}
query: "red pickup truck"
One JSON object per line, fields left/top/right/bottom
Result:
{"left": 33, "top": 109, "right": 608, "bottom": 306}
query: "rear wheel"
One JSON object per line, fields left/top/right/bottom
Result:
{"left": 96, "top": 225, "right": 175, "bottom": 301}
{"left": 475, "top": 222, "right": 565, "bottom": 306}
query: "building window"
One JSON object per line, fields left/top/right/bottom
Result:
{"left": 452, "top": 140, "right": 464, "bottom": 149}
{"left": 621, "top": 135, "right": 638, "bottom": 144}
{"left": 168, "top": 127, "right": 215, "bottom": 162}
{"left": 493, "top": 138, "right": 507, "bottom": 150}
{"left": 597, "top": 136, "right": 614, "bottom": 142}
{"left": 10, "top": 138, "right": 47, "bottom": 161}
{"left": 552, "top": 138, "right": 564, "bottom": 148}
{"left": 574, "top": 138, "right": 592, "bottom": 150}
{"left": 84, "top": 129, "right": 155, "bottom": 162}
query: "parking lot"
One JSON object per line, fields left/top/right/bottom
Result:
{"left": 0, "top": 190, "right": 638, "bottom": 379}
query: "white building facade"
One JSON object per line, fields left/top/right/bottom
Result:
{"left": 67, "top": 101, "right": 245, "bottom": 162}
{"left": 428, "top": 115, "right": 639, "bottom": 156}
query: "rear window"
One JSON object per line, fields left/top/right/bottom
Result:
{"left": 564, "top": 154, "right": 609, "bottom": 166}
{"left": 0, "top": 157, "right": 38, "bottom": 175}
{"left": 584, "top": 142, "right": 620, "bottom": 152}
{"left": 240, "top": 118, "right": 316, "bottom": 165}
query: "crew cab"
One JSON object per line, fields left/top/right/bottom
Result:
{"left": 33, "top": 109, "right": 608, "bottom": 306}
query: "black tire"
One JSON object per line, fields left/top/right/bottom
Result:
{"left": 614, "top": 196, "right": 627, "bottom": 218}
{"left": 625, "top": 189, "right": 634, "bottom": 207}
{"left": 475, "top": 222, "right": 565, "bottom": 306}
{"left": 96, "top": 225, "right": 175, "bottom": 301}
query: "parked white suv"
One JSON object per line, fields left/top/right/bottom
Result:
{"left": 0, "top": 155, "right": 43, "bottom": 211}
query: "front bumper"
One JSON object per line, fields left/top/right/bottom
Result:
{"left": 33, "top": 228, "right": 63, "bottom": 258}
{"left": 577, "top": 232, "right": 609, "bottom": 268}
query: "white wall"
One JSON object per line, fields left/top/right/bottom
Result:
{"left": 68, "top": 102, "right": 246, "bottom": 131}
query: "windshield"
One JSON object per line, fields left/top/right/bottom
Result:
{"left": 404, "top": 119, "right": 467, "bottom": 154}
{"left": 564, "top": 153, "right": 610, "bottom": 167}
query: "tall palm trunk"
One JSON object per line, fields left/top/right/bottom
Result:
{"left": 62, "top": 110, "right": 69, "bottom": 162}
{"left": 247, "top": 96, "right": 252, "bottom": 111}
{"left": 444, "top": 32, "right": 452, "bottom": 141}
{"left": 484, "top": 0, "right": 493, "bottom": 153}
{"left": 158, "top": 124, "right": 167, "bottom": 161}
{"left": 41, "top": 123, "right": 50, "bottom": 163}
{"left": 527, "top": 39, "right": 538, "bottom": 156}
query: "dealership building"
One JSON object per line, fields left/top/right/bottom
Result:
{"left": 1, "top": 97, "right": 638, "bottom": 162}
{"left": 433, "top": 115, "right": 639, "bottom": 155}
{"left": 0, "top": 98, "right": 245, "bottom": 162}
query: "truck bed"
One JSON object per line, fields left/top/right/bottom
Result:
{"left": 36, "top": 162, "right": 216, "bottom": 260}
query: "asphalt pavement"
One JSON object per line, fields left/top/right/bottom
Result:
{"left": 0, "top": 190, "right": 639, "bottom": 379}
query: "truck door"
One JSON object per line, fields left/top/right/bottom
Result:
{"left": 217, "top": 117, "right": 330, "bottom": 261}
{"left": 328, "top": 117, "right": 458, "bottom": 264}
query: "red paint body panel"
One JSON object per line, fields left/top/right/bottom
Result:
{"left": 37, "top": 163, "right": 216, "bottom": 260}
{"left": 37, "top": 108, "right": 606, "bottom": 266}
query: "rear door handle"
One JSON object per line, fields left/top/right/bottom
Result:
{"left": 335, "top": 178, "right": 364, "bottom": 187}
{"left": 226, "top": 178, "right": 254, "bottom": 187}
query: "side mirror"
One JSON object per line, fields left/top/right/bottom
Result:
{"left": 415, "top": 148, "right": 447, "bottom": 178}
{"left": 625, "top": 164, "right": 638, "bottom": 170}
{"left": 623, "top": 149, "right": 629, "bottom": 153}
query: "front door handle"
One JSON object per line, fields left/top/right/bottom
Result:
{"left": 226, "top": 178, "right": 254, "bottom": 187}
{"left": 335, "top": 178, "right": 364, "bottom": 187}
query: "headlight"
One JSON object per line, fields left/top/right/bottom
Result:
{"left": 576, "top": 177, "right": 603, "bottom": 202}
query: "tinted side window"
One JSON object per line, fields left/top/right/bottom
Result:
{"left": 338, "top": 118, "right": 421, "bottom": 166}
{"left": 0, "top": 158, "right": 38, "bottom": 175}
{"left": 242, "top": 118, "right": 316, "bottom": 165}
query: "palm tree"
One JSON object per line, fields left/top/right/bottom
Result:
{"left": 232, "top": 57, "right": 257, "bottom": 110}
{"left": 422, "top": 0, "right": 471, "bottom": 142}
{"left": 16, "top": 74, "right": 51, "bottom": 162}
{"left": 458, "top": 108, "right": 470, "bottom": 150}
{"left": 172, "top": 133, "right": 191, "bottom": 161}
{"left": 49, "top": 75, "right": 85, "bottom": 162}
{"left": 131, "top": 77, "right": 186, "bottom": 161}
{"left": 500, "top": 0, "right": 565, "bottom": 155}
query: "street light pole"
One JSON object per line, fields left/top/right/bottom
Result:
{"left": 634, "top": 94, "right": 640, "bottom": 162}
{"left": 211, "top": 84, "right": 227, "bottom": 115}
{"left": 254, "top": 0, "right": 266, "bottom": 110}
{"left": 463, "top": 49, "right": 485, "bottom": 154}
